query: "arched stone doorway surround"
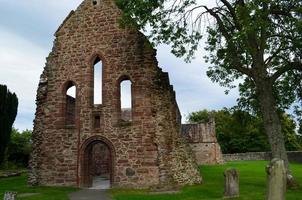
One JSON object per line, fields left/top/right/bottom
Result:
{"left": 79, "top": 135, "right": 115, "bottom": 188}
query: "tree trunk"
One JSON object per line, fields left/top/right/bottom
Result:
{"left": 255, "top": 76, "right": 297, "bottom": 188}
{"left": 256, "top": 79, "right": 288, "bottom": 165}
{"left": 266, "top": 158, "right": 286, "bottom": 200}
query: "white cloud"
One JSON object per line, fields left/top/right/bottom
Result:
{"left": 156, "top": 45, "right": 239, "bottom": 122}
{"left": 0, "top": 29, "right": 48, "bottom": 130}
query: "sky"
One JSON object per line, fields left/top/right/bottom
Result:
{"left": 0, "top": 0, "right": 239, "bottom": 131}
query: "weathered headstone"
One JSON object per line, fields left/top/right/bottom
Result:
{"left": 3, "top": 192, "right": 17, "bottom": 200}
{"left": 224, "top": 168, "right": 239, "bottom": 198}
{"left": 266, "top": 158, "right": 286, "bottom": 200}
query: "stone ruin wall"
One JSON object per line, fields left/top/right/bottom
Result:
{"left": 181, "top": 118, "right": 224, "bottom": 165}
{"left": 152, "top": 70, "right": 202, "bottom": 187}
{"left": 29, "top": 0, "right": 201, "bottom": 189}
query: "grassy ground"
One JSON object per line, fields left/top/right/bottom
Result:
{"left": 0, "top": 161, "right": 301, "bottom": 200}
{"left": 110, "top": 161, "right": 302, "bottom": 200}
{"left": 0, "top": 173, "right": 78, "bottom": 200}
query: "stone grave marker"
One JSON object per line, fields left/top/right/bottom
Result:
{"left": 224, "top": 168, "right": 239, "bottom": 198}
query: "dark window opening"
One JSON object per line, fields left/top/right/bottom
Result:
{"left": 66, "top": 84, "right": 76, "bottom": 126}
{"left": 94, "top": 115, "right": 101, "bottom": 129}
{"left": 94, "top": 57, "right": 102, "bottom": 105}
{"left": 92, "top": 0, "right": 98, "bottom": 6}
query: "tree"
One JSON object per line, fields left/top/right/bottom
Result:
{"left": 117, "top": 0, "right": 302, "bottom": 184}
{"left": 280, "top": 113, "right": 302, "bottom": 151}
{"left": 298, "top": 121, "right": 302, "bottom": 138}
{"left": 7, "top": 128, "right": 32, "bottom": 168}
{"left": 0, "top": 84, "right": 18, "bottom": 165}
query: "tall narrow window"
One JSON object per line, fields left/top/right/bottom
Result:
{"left": 94, "top": 57, "right": 102, "bottom": 104}
{"left": 66, "top": 83, "right": 76, "bottom": 126}
{"left": 120, "top": 80, "right": 132, "bottom": 121}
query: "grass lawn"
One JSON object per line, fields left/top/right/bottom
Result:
{"left": 0, "top": 173, "right": 78, "bottom": 200}
{"left": 0, "top": 161, "right": 301, "bottom": 200}
{"left": 110, "top": 161, "right": 302, "bottom": 200}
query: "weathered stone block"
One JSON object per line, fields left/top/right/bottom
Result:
{"left": 126, "top": 168, "right": 135, "bottom": 177}
{"left": 224, "top": 168, "right": 239, "bottom": 198}
{"left": 181, "top": 120, "right": 224, "bottom": 165}
{"left": 3, "top": 192, "right": 17, "bottom": 200}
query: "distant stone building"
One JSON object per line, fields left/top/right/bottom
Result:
{"left": 182, "top": 119, "right": 224, "bottom": 165}
{"left": 29, "top": 0, "right": 201, "bottom": 189}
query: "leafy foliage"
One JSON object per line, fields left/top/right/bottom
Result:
{"left": 281, "top": 114, "right": 302, "bottom": 151}
{"left": 0, "top": 85, "right": 18, "bottom": 165}
{"left": 188, "top": 108, "right": 302, "bottom": 153}
{"left": 116, "top": 0, "right": 202, "bottom": 61}
{"left": 7, "top": 128, "right": 32, "bottom": 168}
{"left": 118, "top": 0, "right": 302, "bottom": 167}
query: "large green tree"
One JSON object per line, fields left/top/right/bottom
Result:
{"left": 117, "top": 0, "right": 302, "bottom": 183}
{"left": 0, "top": 85, "right": 18, "bottom": 165}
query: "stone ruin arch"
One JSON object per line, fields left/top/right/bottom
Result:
{"left": 80, "top": 135, "right": 115, "bottom": 188}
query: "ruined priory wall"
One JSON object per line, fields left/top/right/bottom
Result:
{"left": 29, "top": 0, "right": 201, "bottom": 188}
{"left": 190, "top": 143, "right": 224, "bottom": 165}
{"left": 181, "top": 121, "right": 224, "bottom": 165}
{"left": 152, "top": 70, "right": 202, "bottom": 187}
{"left": 30, "top": 0, "right": 159, "bottom": 187}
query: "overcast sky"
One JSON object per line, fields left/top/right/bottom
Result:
{"left": 0, "top": 0, "right": 239, "bottom": 131}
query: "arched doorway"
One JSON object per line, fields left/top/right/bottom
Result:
{"left": 80, "top": 137, "right": 114, "bottom": 189}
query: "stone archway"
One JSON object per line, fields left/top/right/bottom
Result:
{"left": 80, "top": 136, "right": 114, "bottom": 188}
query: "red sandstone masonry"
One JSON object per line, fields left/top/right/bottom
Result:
{"left": 181, "top": 119, "right": 224, "bottom": 165}
{"left": 29, "top": 0, "right": 201, "bottom": 188}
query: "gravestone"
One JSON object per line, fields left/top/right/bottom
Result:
{"left": 266, "top": 158, "right": 286, "bottom": 200}
{"left": 224, "top": 168, "right": 239, "bottom": 198}
{"left": 3, "top": 192, "right": 17, "bottom": 200}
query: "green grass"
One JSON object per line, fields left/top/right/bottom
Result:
{"left": 110, "top": 161, "right": 302, "bottom": 200}
{"left": 0, "top": 161, "right": 301, "bottom": 199}
{"left": 0, "top": 174, "right": 78, "bottom": 200}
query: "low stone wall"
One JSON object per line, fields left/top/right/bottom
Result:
{"left": 223, "top": 152, "right": 271, "bottom": 162}
{"left": 223, "top": 151, "right": 302, "bottom": 163}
